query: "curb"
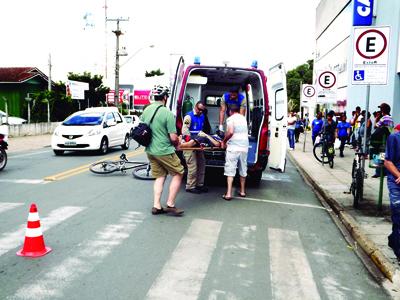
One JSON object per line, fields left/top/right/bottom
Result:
{"left": 287, "top": 151, "right": 396, "bottom": 282}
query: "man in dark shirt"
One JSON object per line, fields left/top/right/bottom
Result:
{"left": 384, "top": 124, "right": 400, "bottom": 259}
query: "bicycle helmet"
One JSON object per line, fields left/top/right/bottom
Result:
{"left": 150, "top": 85, "right": 170, "bottom": 101}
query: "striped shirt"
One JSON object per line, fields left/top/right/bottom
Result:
{"left": 376, "top": 115, "right": 394, "bottom": 129}
{"left": 226, "top": 113, "right": 249, "bottom": 152}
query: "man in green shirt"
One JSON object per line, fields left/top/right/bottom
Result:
{"left": 141, "top": 85, "right": 184, "bottom": 216}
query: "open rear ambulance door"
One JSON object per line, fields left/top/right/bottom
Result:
{"left": 168, "top": 56, "right": 185, "bottom": 116}
{"left": 267, "top": 63, "right": 288, "bottom": 172}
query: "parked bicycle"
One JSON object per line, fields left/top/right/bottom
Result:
{"left": 349, "top": 151, "right": 366, "bottom": 208}
{"left": 89, "top": 153, "right": 154, "bottom": 180}
{"left": 313, "top": 133, "right": 335, "bottom": 168}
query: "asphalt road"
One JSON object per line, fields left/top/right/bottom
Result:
{"left": 0, "top": 145, "right": 391, "bottom": 299}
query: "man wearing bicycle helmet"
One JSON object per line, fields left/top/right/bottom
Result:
{"left": 140, "top": 85, "right": 184, "bottom": 216}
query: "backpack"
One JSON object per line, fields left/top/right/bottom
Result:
{"left": 131, "top": 105, "right": 163, "bottom": 147}
{"left": 370, "top": 126, "right": 390, "bottom": 148}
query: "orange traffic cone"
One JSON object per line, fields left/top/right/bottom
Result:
{"left": 16, "top": 203, "right": 52, "bottom": 258}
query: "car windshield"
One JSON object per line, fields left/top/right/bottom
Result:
{"left": 62, "top": 112, "right": 104, "bottom": 126}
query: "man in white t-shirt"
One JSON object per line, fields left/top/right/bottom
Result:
{"left": 221, "top": 105, "right": 249, "bottom": 200}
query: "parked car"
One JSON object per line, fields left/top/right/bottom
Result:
{"left": 0, "top": 110, "right": 27, "bottom": 125}
{"left": 123, "top": 115, "right": 140, "bottom": 136}
{"left": 51, "top": 107, "right": 131, "bottom": 155}
{"left": 168, "top": 57, "right": 288, "bottom": 184}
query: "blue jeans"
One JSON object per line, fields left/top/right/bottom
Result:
{"left": 287, "top": 129, "right": 295, "bottom": 149}
{"left": 388, "top": 179, "right": 400, "bottom": 258}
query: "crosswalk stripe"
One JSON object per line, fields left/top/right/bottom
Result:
{"left": 12, "top": 211, "right": 144, "bottom": 300}
{"left": 268, "top": 228, "right": 321, "bottom": 300}
{"left": 146, "top": 218, "right": 222, "bottom": 300}
{"left": 0, "top": 202, "right": 23, "bottom": 214}
{"left": 0, "top": 206, "right": 85, "bottom": 257}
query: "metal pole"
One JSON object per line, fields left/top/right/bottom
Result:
{"left": 2, "top": 97, "right": 8, "bottom": 124}
{"left": 48, "top": 54, "right": 52, "bottom": 123}
{"left": 361, "top": 84, "right": 370, "bottom": 197}
{"left": 114, "top": 20, "right": 120, "bottom": 109}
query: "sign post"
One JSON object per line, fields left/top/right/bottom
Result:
{"left": 316, "top": 71, "right": 338, "bottom": 105}
{"left": 351, "top": 25, "right": 390, "bottom": 210}
{"left": 301, "top": 84, "right": 316, "bottom": 152}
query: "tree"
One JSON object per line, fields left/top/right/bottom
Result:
{"left": 145, "top": 69, "right": 165, "bottom": 77}
{"left": 286, "top": 59, "right": 313, "bottom": 112}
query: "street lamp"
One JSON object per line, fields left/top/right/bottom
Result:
{"left": 120, "top": 45, "right": 155, "bottom": 68}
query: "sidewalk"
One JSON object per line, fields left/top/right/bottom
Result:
{"left": 6, "top": 134, "right": 51, "bottom": 153}
{"left": 288, "top": 132, "right": 399, "bottom": 283}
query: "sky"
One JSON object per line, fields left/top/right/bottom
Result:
{"left": 0, "top": 0, "right": 320, "bottom": 88}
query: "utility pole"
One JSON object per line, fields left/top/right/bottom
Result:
{"left": 107, "top": 17, "right": 129, "bottom": 109}
{"left": 103, "top": 0, "right": 108, "bottom": 79}
{"left": 47, "top": 53, "right": 52, "bottom": 123}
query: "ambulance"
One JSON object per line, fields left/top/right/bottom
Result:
{"left": 168, "top": 57, "right": 288, "bottom": 184}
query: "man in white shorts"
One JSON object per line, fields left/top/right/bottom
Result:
{"left": 221, "top": 105, "right": 249, "bottom": 200}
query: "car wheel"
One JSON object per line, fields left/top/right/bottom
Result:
{"left": 99, "top": 138, "right": 108, "bottom": 155}
{"left": 53, "top": 150, "right": 64, "bottom": 156}
{"left": 122, "top": 134, "right": 130, "bottom": 150}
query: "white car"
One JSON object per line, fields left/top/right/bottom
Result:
{"left": 123, "top": 115, "right": 140, "bottom": 136}
{"left": 0, "top": 110, "right": 27, "bottom": 125}
{"left": 51, "top": 107, "right": 131, "bottom": 155}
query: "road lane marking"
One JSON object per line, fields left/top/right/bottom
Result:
{"left": 44, "top": 149, "right": 144, "bottom": 181}
{"left": 12, "top": 211, "right": 144, "bottom": 300}
{"left": 9, "top": 150, "right": 52, "bottom": 159}
{"left": 0, "top": 202, "right": 24, "bottom": 214}
{"left": 0, "top": 206, "right": 85, "bottom": 257}
{"left": 236, "top": 196, "right": 329, "bottom": 211}
{"left": 268, "top": 228, "right": 321, "bottom": 300}
{"left": 0, "top": 179, "right": 47, "bottom": 184}
{"left": 146, "top": 218, "right": 222, "bottom": 300}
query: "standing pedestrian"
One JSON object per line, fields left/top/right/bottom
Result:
{"left": 141, "top": 85, "right": 184, "bottom": 216}
{"left": 351, "top": 106, "right": 362, "bottom": 148}
{"left": 311, "top": 112, "right": 324, "bottom": 145}
{"left": 371, "top": 102, "right": 394, "bottom": 178}
{"left": 182, "top": 101, "right": 208, "bottom": 194}
{"left": 294, "top": 115, "right": 304, "bottom": 143}
{"left": 336, "top": 114, "right": 351, "bottom": 157}
{"left": 221, "top": 105, "right": 249, "bottom": 201}
{"left": 384, "top": 124, "right": 400, "bottom": 260}
{"left": 287, "top": 112, "right": 297, "bottom": 150}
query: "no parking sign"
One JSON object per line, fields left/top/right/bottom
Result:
{"left": 352, "top": 26, "right": 390, "bottom": 85}
{"left": 316, "top": 71, "right": 337, "bottom": 103}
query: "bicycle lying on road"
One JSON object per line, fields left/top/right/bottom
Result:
{"left": 89, "top": 153, "right": 155, "bottom": 180}
{"left": 313, "top": 133, "right": 335, "bottom": 168}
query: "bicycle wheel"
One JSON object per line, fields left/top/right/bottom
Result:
{"left": 133, "top": 164, "right": 155, "bottom": 180}
{"left": 329, "top": 157, "right": 334, "bottom": 168}
{"left": 0, "top": 147, "right": 7, "bottom": 171}
{"left": 313, "top": 142, "right": 324, "bottom": 163}
{"left": 90, "top": 161, "right": 119, "bottom": 174}
{"left": 353, "top": 168, "right": 364, "bottom": 208}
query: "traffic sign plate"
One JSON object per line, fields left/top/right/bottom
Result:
{"left": 352, "top": 26, "right": 390, "bottom": 85}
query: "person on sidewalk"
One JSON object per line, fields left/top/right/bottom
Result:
{"left": 336, "top": 114, "right": 351, "bottom": 157}
{"left": 358, "top": 110, "right": 372, "bottom": 153}
{"left": 311, "top": 112, "right": 323, "bottom": 145}
{"left": 221, "top": 105, "right": 249, "bottom": 201}
{"left": 141, "top": 85, "right": 184, "bottom": 216}
{"left": 350, "top": 106, "right": 362, "bottom": 149}
{"left": 322, "top": 110, "right": 337, "bottom": 146}
{"left": 384, "top": 124, "right": 400, "bottom": 260}
{"left": 371, "top": 102, "right": 394, "bottom": 178}
{"left": 294, "top": 115, "right": 304, "bottom": 143}
{"left": 182, "top": 101, "right": 208, "bottom": 194}
{"left": 287, "top": 112, "right": 297, "bottom": 150}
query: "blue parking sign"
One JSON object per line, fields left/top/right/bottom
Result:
{"left": 354, "top": 70, "right": 365, "bottom": 81}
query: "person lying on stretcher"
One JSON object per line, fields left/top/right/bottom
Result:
{"left": 178, "top": 131, "right": 223, "bottom": 149}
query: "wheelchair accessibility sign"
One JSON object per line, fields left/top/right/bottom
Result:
{"left": 353, "top": 70, "right": 365, "bottom": 81}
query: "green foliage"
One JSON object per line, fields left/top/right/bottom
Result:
{"left": 286, "top": 59, "right": 313, "bottom": 112}
{"left": 145, "top": 69, "right": 165, "bottom": 77}
{"left": 28, "top": 72, "right": 110, "bottom": 122}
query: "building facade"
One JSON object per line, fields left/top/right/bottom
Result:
{"left": 314, "top": 0, "right": 400, "bottom": 123}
